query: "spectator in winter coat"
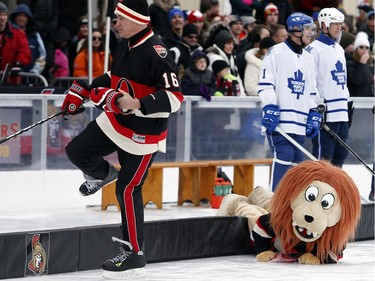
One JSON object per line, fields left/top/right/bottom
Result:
{"left": 181, "top": 49, "right": 216, "bottom": 101}
{"left": 0, "top": 1, "right": 31, "bottom": 83}
{"left": 149, "top": 0, "right": 179, "bottom": 37}
{"left": 206, "top": 30, "right": 245, "bottom": 95}
{"left": 68, "top": 16, "right": 89, "bottom": 75}
{"left": 17, "top": 0, "right": 58, "bottom": 79}
{"left": 244, "top": 37, "right": 276, "bottom": 95}
{"left": 10, "top": 4, "right": 46, "bottom": 76}
{"left": 169, "top": 23, "right": 203, "bottom": 76}
{"left": 50, "top": 28, "right": 71, "bottom": 79}
{"left": 187, "top": 10, "right": 205, "bottom": 45}
{"left": 73, "top": 29, "right": 111, "bottom": 78}
{"left": 212, "top": 59, "right": 240, "bottom": 96}
{"left": 161, "top": 6, "right": 184, "bottom": 49}
{"left": 358, "top": 10, "right": 375, "bottom": 51}
{"left": 347, "top": 33, "right": 374, "bottom": 97}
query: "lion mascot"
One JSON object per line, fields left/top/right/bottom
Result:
{"left": 217, "top": 160, "right": 361, "bottom": 264}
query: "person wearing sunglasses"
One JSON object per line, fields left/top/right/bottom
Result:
{"left": 169, "top": 23, "right": 203, "bottom": 76}
{"left": 346, "top": 32, "right": 374, "bottom": 97}
{"left": 72, "top": 29, "right": 111, "bottom": 78}
{"left": 306, "top": 8, "right": 351, "bottom": 169}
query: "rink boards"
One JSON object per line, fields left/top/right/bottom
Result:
{"left": 0, "top": 204, "right": 373, "bottom": 279}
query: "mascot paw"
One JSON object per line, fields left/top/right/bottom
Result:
{"left": 256, "top": 250, "right": 276, "bottom": 262}
{"left": 298, "top": 253, "right": 320, "bottom": 265}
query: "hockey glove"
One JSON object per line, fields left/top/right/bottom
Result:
{"left": 90, "top": 87, "right": 125, "bottom": 114}
{"left": 306, "top": 109, "right": 322, "bottom": 138}
{"left": 261, "top": 104, "right": 280, "bottom": 133}
{"left": 61, "top": 80, "right": 90, "bottom": 115}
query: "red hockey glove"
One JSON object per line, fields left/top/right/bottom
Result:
{"left": 90, "top": 87, "right": 124, "bottom": 114}
{"left": 61, "top": 80, "right": 90, "bottom": 115}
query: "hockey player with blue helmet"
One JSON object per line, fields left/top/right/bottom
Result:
{"left": 258, "top": 12, "right": 321, "bottom": 191}
{"left": 305, "top": 8, "right": 350, "bottom": 168}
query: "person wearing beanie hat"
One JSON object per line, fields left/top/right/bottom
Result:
{"left": 0, "top": 1, "right": 8, "bottom": 15}
{"left": 346, "top": 31, "right": 374, "bottom": 97}
{"left": 68, "top": 15, "right": 89, "bottom": 74}
{"left": 214, "top": 30, "right": 234, "bottom": 51}
{"left": 206, "top": 29, "right": 245, "bottom": 95}
{"left": 149, "top": 0, "right": 178, "bottom": 37}
{"left": 211, "top": 59, "right": 240, "bottom": 96}
{"left": 228, "top": 14, "right": 248, "bottom": 48}
{"left": 0, "top": 1, "right": 31, "bottom": 83}
{"left": 264, "top": 3, "right": 279, "bottom": 28}
{"left": 244, "top": 36, "right": 275, "bottom": 96}
{"left": 61, "top": 0, "right": 183, "bottom": 278}
{"left": 212, "top": 59, "right": 229, "bottom": 76}
{"left": 169, "top": 23, "right": 203, "bottom": 71}
{"left": 168, "top": 6, "right": 184, "bottom": 24}
{"left": 181, "top": 49, "right": 216, "bottom": 101}
{"left": 306, "top": 8, "right": 351, "bottom": 169}
{"left": 9, "top": 3, "right": 47, "bottom": 77}
{"left": 187, "top": 10, "right": 204, "bottom": 45}
{"left": 161, "top": 6, "right": 184, "bottom": 48}
{"left": 339, "top": 31, "right": 356, "bottom": 55}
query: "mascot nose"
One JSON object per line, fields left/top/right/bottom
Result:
{"left": 304, "top": 215, "right": 314, "bottom": 223}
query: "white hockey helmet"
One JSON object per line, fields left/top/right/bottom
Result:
{"left": 318, "top": 8, "right": 344, "bottom": 29}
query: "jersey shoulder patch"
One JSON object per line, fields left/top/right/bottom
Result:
{"left": 153, "top": 45, "right": 167, "bottom": 58}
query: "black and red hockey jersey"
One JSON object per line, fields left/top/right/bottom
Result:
{"left": 93, "top": 27, "right": 183, "bottom": 155}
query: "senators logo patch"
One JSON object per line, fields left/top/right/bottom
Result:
{"left": 153, "top": 45, "right": 167, "bottom": 58}
{"left": 25, "top": 233, "right": 49, "bottom": 276}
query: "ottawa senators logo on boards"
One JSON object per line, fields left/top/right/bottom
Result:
{"left": 153, "top": 45, "right": 167, "bottom": 58}
{"left": 27, "top": 234, "right": 47, "bottom": 275}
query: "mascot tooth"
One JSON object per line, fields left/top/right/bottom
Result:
{"left": 217, "top": 160, "right": 361, "bottom": 265}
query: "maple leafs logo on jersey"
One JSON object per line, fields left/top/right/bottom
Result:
{"left": 330, "top": 60, "right": 346, "bottom": 90}
{"left": 153, "top": 45, "right": 167, "bottom": 58}
{"left": 287, "top": 69, "right": 305, "bottom": 99}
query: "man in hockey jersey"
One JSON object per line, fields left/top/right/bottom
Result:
{"left": 258, "top": 13, "right": 321, "bottom": 191}
{"left": 306, "top": 8, "right": 350, "bottom": 168}
{"left": 61, "top": 0, "right": 183, "bottom": 278}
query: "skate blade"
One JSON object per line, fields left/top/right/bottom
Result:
{"left": 102, "top": 267, "right": 146, "bottom": 279}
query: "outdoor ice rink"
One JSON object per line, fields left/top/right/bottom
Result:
{"left": 1, "top": 164, "right": 374, "bottom": 280}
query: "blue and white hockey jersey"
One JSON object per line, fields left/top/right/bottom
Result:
{"left": 258, "top": 41, "right": 318, "bottom": 136}
{"left": 305, "top": 33, "right": 349, "bottom": 122}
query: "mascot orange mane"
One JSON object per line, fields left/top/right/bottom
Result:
{"left": 252, "top": 160, "right": 361, "bottom": 264}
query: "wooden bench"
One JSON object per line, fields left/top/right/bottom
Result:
{"left": 101, "top": 159, "right": 273, "bottom": 210}
{"left": 101, "top": 161, "right": 208, "bottom": 210}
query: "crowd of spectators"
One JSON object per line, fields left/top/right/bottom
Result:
{"left": 0, "top": 0, "right": 373, "bottom": 99}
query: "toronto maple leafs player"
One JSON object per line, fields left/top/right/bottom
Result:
{"left": 258, "top": 13, "right": 321, "bottom": 191}
{"left": 305, "top": 8, "right": 350, "bottom": 168}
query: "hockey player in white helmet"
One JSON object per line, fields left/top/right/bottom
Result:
{"left": 305, "top": 8, "right": 351, "bottom": 168}
{"left": 258, "top": 13, "right": 321, "bottom": 191}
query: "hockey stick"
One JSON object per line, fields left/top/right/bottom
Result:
{"left": 275, "top": 126, "right": 318, "bottom": 161}
{"left": 0, "top": 110, "right": 66, "bottom": 145}
{"left": 320, "top": 123, "right": 375, "bottom": 175}
{"left": 317, "top": 104, "right": 375, "bottom": 176}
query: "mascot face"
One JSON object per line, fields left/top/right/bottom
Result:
{"left": 290, "top": 180, "right": 342, "bottom": 242}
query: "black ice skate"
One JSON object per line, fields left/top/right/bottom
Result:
{"left": 102, "top": 237, "right": 146, "bottom": 279}
{"left": 79, "top": 164, "right": 118, "bottom": 196}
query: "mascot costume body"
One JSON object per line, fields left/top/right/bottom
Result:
{"left": 217, "top": 160, "right": 361, "bottom": 264}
